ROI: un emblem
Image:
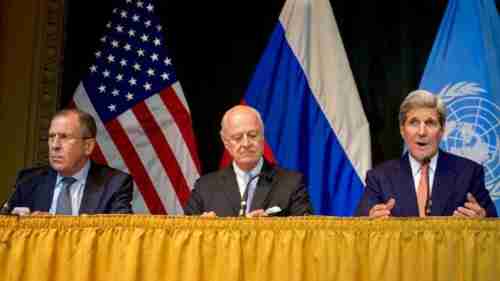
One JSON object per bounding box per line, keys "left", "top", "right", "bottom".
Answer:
{"left": 437, "top": 82, "right": 499, "bottom": 201}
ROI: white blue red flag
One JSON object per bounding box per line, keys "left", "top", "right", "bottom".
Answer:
{"left": 419, "top": 0, "right": 500, "bottom": 214}
{"left": 224, "top": 0, "right": 371, "bottom": 215}
{"left": 72, "top": 0, "right": 201, "bottom": 214}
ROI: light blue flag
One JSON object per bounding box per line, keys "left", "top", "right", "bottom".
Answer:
{"left": 420, "top": 0, "right": 500, "bottom": 214}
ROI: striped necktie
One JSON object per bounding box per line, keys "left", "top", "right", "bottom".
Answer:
{"left": 56, "top": 177, "right": 77, "bottom": 215}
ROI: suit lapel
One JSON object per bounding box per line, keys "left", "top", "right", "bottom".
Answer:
{"left": 36, "top": 169, "right": 57, "bottom": 211}
{"left": 220, "top": 166, "right": 243, "bottom": 214}
{"left": 249, "top": 161, "right": 275, "bottom": 211}
{"left": 394, "top": 155, "right": 419, "bottom": 216}
{"left": 430, "top": 152, "right": 456, "bottom": 215}
{"left": 79, "top": 163, "right": 105, "bottom": 214}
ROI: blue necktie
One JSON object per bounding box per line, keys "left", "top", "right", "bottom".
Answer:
{"left": 245, "top": 172, "right": 258, "bottom": 214}
{"left": 56, "top": 177, "right": 77, "bottom": 215}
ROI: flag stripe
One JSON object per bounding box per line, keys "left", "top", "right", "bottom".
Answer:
{"left": 279, "top": 0, "right": 371, "bottom": 182}
{"left": 132, "top": 100, "right": 191, "bottom": 206}
{"left": 242, "top": 0, "right": 370, "bottom": 215}
{"left": 160, "top": 85, "right": 201, "bottom": 173}
{"left": 117, "top": 109, "right": 185, "bottom": 214}
{"left": 105, "top": 116, "right": 166, "bottom": 214}
{"left": 145, "top": 94, "right": 199, "bottom": 189}
{"left": 72, "top": 1, "right": 200, "bottom": 214}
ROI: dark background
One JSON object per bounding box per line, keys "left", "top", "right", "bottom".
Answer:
{"left": 61, "top": 0, "right": 498, "bottom": 173}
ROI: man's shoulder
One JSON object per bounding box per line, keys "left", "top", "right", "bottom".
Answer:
{"left": 439, "top": 151, "right": 482, "bottom": 171}
{"left": 89, "top": 162, "right": 131, "bottom": 179}
{"left": 196, "top": 166, "right": 232, "bottom": 183}
{"left": 16, "top": 166, "right": 52, "bottom": 183}
{"left": 369, "top": 159, "right": 403, "bottom": 174}
{"left": 271, "top": 165, "right": 303, "bottom": 179}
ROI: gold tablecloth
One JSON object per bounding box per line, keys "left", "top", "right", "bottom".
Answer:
{"left": 0, "top": 215, "right": 498, "bottom": 281}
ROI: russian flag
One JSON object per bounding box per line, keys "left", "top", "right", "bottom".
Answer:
{"left": 227, "top": 0, "right": 372, "bottom": 215}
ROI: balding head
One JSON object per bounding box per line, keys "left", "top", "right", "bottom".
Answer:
{"left": 220, "top": 105, "right": 265, "bottom": 171}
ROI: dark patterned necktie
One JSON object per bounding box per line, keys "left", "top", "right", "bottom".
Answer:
{"left": 56, "top": 177, "right": 77, "bottom": 215}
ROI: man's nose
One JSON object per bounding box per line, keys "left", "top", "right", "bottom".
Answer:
{"left": 417, "top": 123, "right": 427, "bottom": 135}
{"left": 241, "top": 134, "right": 250, "bottom": 146}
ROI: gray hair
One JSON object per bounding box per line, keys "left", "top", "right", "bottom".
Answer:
{"left": 399, "top": 90, "right": 447, "bottom": 127}
{"left": 52, "top": 108, "right": 97, "bottom": 138}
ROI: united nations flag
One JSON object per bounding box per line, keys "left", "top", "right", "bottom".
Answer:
{"left": 420, "top": 0, "right": 500, "bottom": 214}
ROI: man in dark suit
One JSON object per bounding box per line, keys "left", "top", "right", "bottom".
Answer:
{"left": 356, "top": 90, "right": 496, "bottom": 218}
{"left": 184, "top": 105, "right": 311, "bottom": 217}
{"left": 6, "top": 109, "right": 133, "bottom": 215}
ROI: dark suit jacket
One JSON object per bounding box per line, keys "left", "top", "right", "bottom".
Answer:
{"left": 184, "top": 161, "right": 311, "bottom": 216}
{"left": 8, "top": 161, "right": 133, "bottom": 214}
{"left": 355, "top": 151, "right": 497, "bottom": 217}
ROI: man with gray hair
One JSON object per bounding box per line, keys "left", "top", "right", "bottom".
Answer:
{"left": 6, "top": 108, "right": 133, "bottom": 215}
{"left": 184, "top": 105, "right": 311, "bottom": 217}
{"left": 356, "top": 90, "right": 496, "bottom": 218}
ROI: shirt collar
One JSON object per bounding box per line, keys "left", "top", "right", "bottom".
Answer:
{"left": 408, "top": 151, "right": 438, "bottom": 176}
{"left": 232, "top": 157, "right": 264, "bottom": 178}
{"left": 56, "top": 160, "right": 91, "bottom": 184}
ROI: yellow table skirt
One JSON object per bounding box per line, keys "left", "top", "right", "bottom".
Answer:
{"left": 0, "top": 215, "right": 498, "bottom": 281}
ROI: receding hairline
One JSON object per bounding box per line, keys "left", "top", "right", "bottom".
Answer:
{"left": 220, "top": 105, "right": 264, "bottom": 135}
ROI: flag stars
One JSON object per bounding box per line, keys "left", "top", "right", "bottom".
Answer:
{"left": 164, "top": 57, "right": 172, "bottom": 66}
{"left": 107, "top": 54, "right": 115, "bottom": 63}
{"left": 156, "top": 25, "right": 162, "bottom": 32}
{"left": 124, "top": 44, "right": 132, "bottom": 51}
{"left": 153, "top": 38, "right": 161, "bottom": 46}
{"left": 141, "top": 34, "right": 149, "bottom": 42}
{"left": 150, "top": 53, "right": 159, "bottom": 61}
{"left": 100, "top": 36, "right": 107, "bottom": 43}
{"left": 144, "top": 20, "right": 152, "bottom": 28}
{"left": 95, "top": 51, "right": 102, "bottom": 58}
{"left": 126, "top": 0, "right": 132, "bottom": 3}
{"left": 111, "top": 40, "right": 119, "bottom": 48}
{"left": 106, "top": 22, "right": 112, "bottom": 28}
{"left": 147, "top": 68, "right": 155, "bottom": 76}
{"left": 90, "top": 65, "right": 97, "bottom": 72}
{"left": 128, "top": 29, "right": 136, "bottom": 37}
{"left": 102, "top": 70, "right": 110, "bottom": 77}
{"left": 116, "top": 74, "right": 124, "bottom": 81}
{"left": 146, "top": 4, "right": 154, "bottom": 12}
{"left": 143, "top": 82, "right": 152, "bottom": 91}
{"left": 126, "top": 92, "right": 134, "bottom": 101}
{"left": 115, "top": 25, "right": 124, "bottom": 33}
{"left": 161, "top": 73, "right": 169, "bottom": 80}
{"left": 98, "top": 85, "right": 106, "bottom": 93}
{"left": 120, "top": 10, "right": 128, "bottom": 18}
{"left": 120, "top": 59, "right": 127, "bottom": 66}
{"left": 112, "top": 89, "right": 120, "bottom": 96}
{"left": 133, "top": 63, "right": 141, "bottom": 71}
{"left": 137, "top": 49, "right": 145, "bottom": 56}
{"left": 129, "top": 77, "right": 137, "bottom": 86}
{"left": 137, "top": 1, "right": 144, "bottom": 8}
{"left": 108, "top": 104, "right": 116, "bottom": 112}
{"left": 132, "top": 14, "right": 140, "bottom": 22}
{"left": 112, "top": 8, "right": 118, "bottom": 14}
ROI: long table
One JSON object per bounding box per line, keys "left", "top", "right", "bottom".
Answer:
{"left": 0, "top": 215, "right": 498, "bottom": 281}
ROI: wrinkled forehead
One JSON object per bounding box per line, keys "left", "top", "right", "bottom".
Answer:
{"left": 224, "top": 113, "right": 262, "bottom": 135}
{"left": 49, "top": 114, "right": 81, "bottom": 134}
{"left": 404, "top": 107, "right": 440, "bottom": 121}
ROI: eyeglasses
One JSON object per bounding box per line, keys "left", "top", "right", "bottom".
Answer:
{"left": 225, "top": 131, "right": 262, "bottom": 144}
{"left": 48, "top": 133, "right": 93, "bottom": 144}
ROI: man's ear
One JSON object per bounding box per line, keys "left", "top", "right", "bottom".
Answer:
{"left": 85, "top": 138, "right": 96, "bottom": 156}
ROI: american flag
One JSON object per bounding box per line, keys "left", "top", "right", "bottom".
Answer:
{"left": 72, "top": 0, "right": 201, "bottom": 214}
